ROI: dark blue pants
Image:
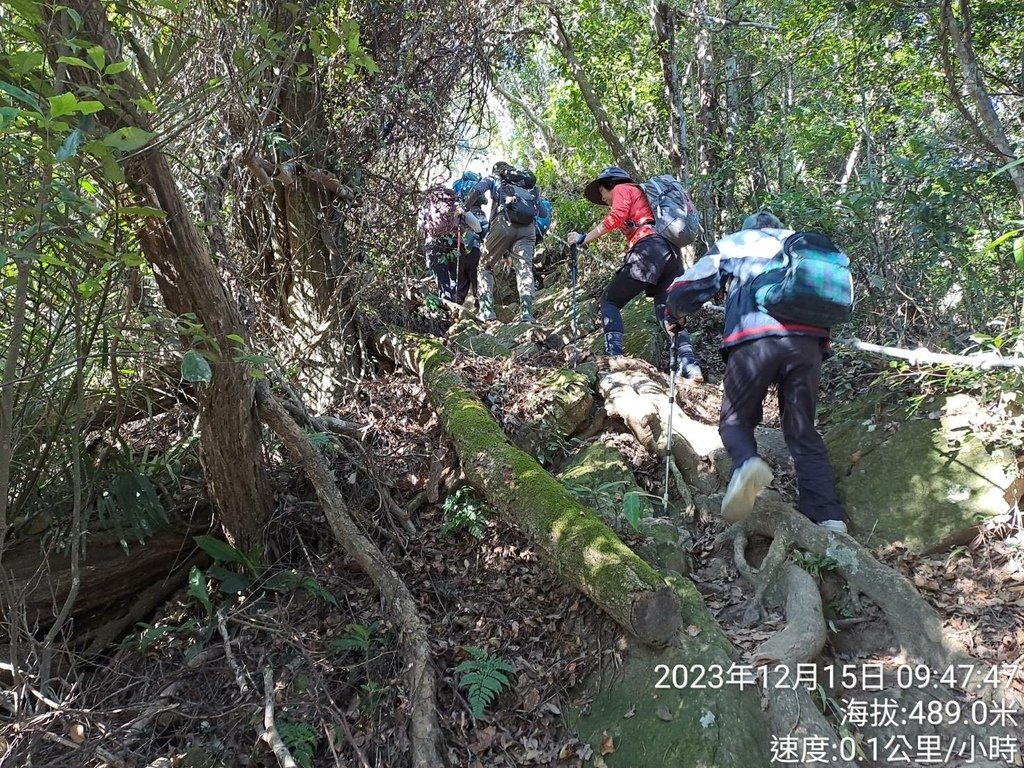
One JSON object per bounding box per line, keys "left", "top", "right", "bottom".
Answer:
{"left": 719, "top": 335, "right": 845, "bottom": 523}
{"left": 455, "top": 247, "right": 480, "bottom": 304}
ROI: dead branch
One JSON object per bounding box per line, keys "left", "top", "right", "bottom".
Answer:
{"left": 837, "top": 337, "right": 1024, "bottom": 369}
{"left": 256, "top": 385, "right": 444, "bottom": 767}
{"left": 262, "top": 666, "right": 299, "bottom": 768}
{"left": 218, "top": 610, "right": 251, "bottom": 697}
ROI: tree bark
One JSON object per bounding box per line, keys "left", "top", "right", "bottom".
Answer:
{"left": 693, "top": 0, "right": 724, "bottom": 234}
{"left": 649, "top": 0, "right": 686, "bottom": 177}
{"left": 57, "top": 0, "right": 272, "bottom": 548}
{"left": 547, "top": 6, "right": 642, "bottom": 179}
{"left": 939, "top": 0, "right": 1024, "bottom": 213}
{"left": 378, "top": 331, "right": 682, "bottom": 646}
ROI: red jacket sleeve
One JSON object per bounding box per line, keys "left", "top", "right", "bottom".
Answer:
{"left": 601, "top": 185, "right": 633, "bottom": 232}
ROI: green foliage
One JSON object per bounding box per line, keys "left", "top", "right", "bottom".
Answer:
{"left": 180, "top": 350, "right": 213, "bottom": 383}
{"left": 791, "top": 550, "right": 839, "bottom": 578}
{"left": 263, "top": 569, "right": 339, "bottom": 605}
{"left": 304, "top": 431, "right": 336, "bottom": 453}
{"left": 454, "top": 646, "right": 516, "bottom": 719}
{"left": 276, "top": 720, "right": 319, "bottom": 768}
{"left": 440, "top": 487, "right": 489, "bottom": 539}
{"left": 622, "top": 490, "right": 654, "bottom": 531}
{"left": 194, "top": 535, "right": 263, "bottom": 575}
{"left": 93, "top": 470, "right": 169, "bottom": 545}
{"left": 187, "top": 565, "right": 214, "bottom": 616}
{"left": 358, "top": 681, "right": 390, "bottom": 715}
{"left": 330, "top": 622, "right": 381, "bottom": 655}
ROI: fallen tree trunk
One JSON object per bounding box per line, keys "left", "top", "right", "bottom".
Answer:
{"left": 597, "top": 361, "right": 720, "bottom": 495}
{"left": 377, "top": 331, "right": 681, "bottom": 646}
{"left": 0, "top": 530, "right": 198, "bottom": 632}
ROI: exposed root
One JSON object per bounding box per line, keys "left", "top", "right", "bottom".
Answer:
{"left": 747, "top": 496, "right": 1022, "bottom": 704}
{"left": 728, "top": 526, "right": 846, "bottom": 764}
{"left": 596, "top": 368, "right": 718, "bottom": 494}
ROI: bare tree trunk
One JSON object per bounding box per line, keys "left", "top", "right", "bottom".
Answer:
{"left": 649, "top": 0, "right": 686, "bottom": 176}
{"left": 693, "top": 1, "right": 723, "bottom": 233}
{"left": 548, "top": 6, "right": 642, "bottom": 179}
{"left": 939, "top": 0, "right": 1024, "bottom": 213}
{"left": 56, "top": 0, "right": 272, "bottom": 548}
{"left": 492, "top": 80, "right": 558, "bottom": 155}
{"left": 0, "top": 261, "right": 31, "bottom": 541}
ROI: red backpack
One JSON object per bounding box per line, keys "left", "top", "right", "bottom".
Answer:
{"left": 419, "top": 187, "right": 461, "bottom": 239}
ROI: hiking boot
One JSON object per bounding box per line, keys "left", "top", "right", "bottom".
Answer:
{"left": 673, "top": 331, "right": 703, "bottom": 382}
{"left": 520, "top": 296, "right": 534, "bottom": 323}
{"left": 478, "top": 292, "right": 496, "bottom": 322}
{"left": 680, "top": 362, "right": 704, "bottom": 383}
{"left": 721, "top": 457, "right": 773, "bottom": 523}
{"left": 818, "top": 519, "right": 849, "bottom": 534}
{"left": 604, "top": 331, "right": 624, "bottom": 356}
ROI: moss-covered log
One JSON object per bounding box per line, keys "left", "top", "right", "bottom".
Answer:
{"left": 377, "top": 331, "right": 681, "bottom": 646}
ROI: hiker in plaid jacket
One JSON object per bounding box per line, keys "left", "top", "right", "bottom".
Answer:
{"left": 664, "top": 212, "right": 849, "bottom": 533}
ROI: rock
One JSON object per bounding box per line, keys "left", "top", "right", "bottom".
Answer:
{"left": 635, "top": 517, "right": 694, "bottom": 576}
{"left": 514, "top": 368, "right": 595, "bottom": 462}
{"left": 560, "top": 442, "right": 651, "bottom": 530}
{"left": 824, "top": 393, "right": 1017, "bottom": 552}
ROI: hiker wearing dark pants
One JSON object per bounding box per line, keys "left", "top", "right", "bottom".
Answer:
{"left": 720, "top": 335, "right": 845, "bottom": 524}
{"left": 454, "top": 241, "right": 480, "bottom": 305}
{"left": 664, "top": 211, "right": 848, "bottom": 532}
{"left": 417, "top": 184, "right": 481, "bottom": 304}
{"left": 567, "top": 167, "right": 702, "bottom": 379}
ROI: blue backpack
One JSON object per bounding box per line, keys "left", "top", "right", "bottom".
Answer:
{"left": 535, "top": 198, "right": 552, "bottom": 240}
{"left": 453, "top": 171, "right": 481, "bottom": 202}
{"left": 749, "top": 232, "right": 853, "bottom": 327}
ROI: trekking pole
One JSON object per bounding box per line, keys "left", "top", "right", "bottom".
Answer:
{"left": 662, "top": 342, "right": 677, "bottom": 511}
{"left": 569, "top": 243, "right": 579, "bottom": 366}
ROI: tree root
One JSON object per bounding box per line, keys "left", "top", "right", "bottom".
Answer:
{"left": 596, "top": 368, "right": 718, "bottom": 495}
{"left": 257, "top": 385, "right": 444, "bottom": 767}
{"left": 747, "top": 496, "right": 1021, "bottom": 704}
{"left": 728, "top": 525, "right": 852, "bottom": 765}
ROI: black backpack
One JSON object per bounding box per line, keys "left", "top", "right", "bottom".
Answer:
{"left": 496, "top": 167, "right": 539, "bottom": 226}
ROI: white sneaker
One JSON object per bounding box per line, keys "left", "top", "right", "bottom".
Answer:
{"left": 721, "top": 457, "right": 773, "bottom": 523}
{"left": 819, "top": 519, "right": 849, "bottom": 534}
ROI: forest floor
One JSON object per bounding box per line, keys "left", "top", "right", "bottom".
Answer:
{"left": 16, "top": 312, "right": 1024, "bottom": 768}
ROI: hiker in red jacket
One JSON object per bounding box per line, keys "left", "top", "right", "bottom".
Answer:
{"left": 566, "top": 167, "right": 702, "bottom": 380}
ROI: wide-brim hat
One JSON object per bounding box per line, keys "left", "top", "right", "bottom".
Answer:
{"left": 583, "top": 166, "right": 635, "bottom": 205}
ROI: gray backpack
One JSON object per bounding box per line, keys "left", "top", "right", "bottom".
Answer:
{"left": 639, "top": 175, "right": 701, "bottom": 248}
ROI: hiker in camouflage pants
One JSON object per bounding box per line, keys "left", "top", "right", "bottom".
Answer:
{"left": 477, "top": 218, "right": 536, "bottom": 319}
{"left": 463, "top": 161, "right": 541, "bottom": 322}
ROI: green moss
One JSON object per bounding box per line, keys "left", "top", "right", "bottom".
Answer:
{"left": 560, "top": 443, "right": 649, "bottom": 527}
{"left": 825, "top": 393, "right": 1016, "bottom": 551}
{"left": 416, "top": 337, "right": 669, "bottom": 600}
{"left": 570, "top": 574, "right": 768, "bottom": 766}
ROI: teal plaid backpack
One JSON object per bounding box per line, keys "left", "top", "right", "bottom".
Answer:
{"left": 750, "top": 232, "right": 853, "bottom": 327}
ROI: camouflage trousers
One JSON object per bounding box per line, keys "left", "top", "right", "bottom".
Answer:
{"left": 477, "top": 217, "right": 536, "bottom": 304}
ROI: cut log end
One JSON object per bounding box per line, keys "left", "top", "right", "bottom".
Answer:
{"left": 630, "top": 585, "right": 683, "bottom": 646}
